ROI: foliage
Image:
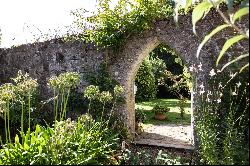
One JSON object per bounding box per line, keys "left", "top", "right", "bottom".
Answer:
{"left": 175, "top": 0, "right": 249, "bottom": 73}
{"left": 195, "top": 70, "right": 249, "bottom": 164}
{"left": 136, "top": 99, "right": 191, "bottom": 125}
{"left": 86, "top": 63, "right": 119, "bottom": 92}
{"left": 149, "top": 54, "right": 167, "bottom": 86}
{"left": 178, "top": 97, "right": 187, "bottom": 120}
{"left": 48, "top": 72, "right": 80, "bottom": 122}
{"left": 0, "top": 71, "right": 38, "bottom": 144}
{"left": 85, "top": 64, "right": 128, "bottom": 139}
{"left": 136, "top": 44, "right": 192, "bottom": 100}
{"left": 0, "top": 71, "right": 125, "bottom": 165}
{"left": 72, "top": 0, "right": 174, "bottom": 49}
{"left": 135, "top": 108, "right": 146, "bottom": 122}
{"left": 84, "top": 84, "right": 128, "bottom": 139}
{"left": 119, "top": 148, "right": 155, "bottom": 165}
{"left": 135, "top": 58, "right": 157, "bottom": 102}
{"left": 120, "top": 148, "right": 191, "bottom": 165}
{"left": 173, "top": 0, "right": 249, "bottom": 164}
{"left": 155, "top": 150, "right": 191, "bottom": 165}
{"left": 153, "top": 105, "right": 170, "bottom": 115}
{"left": 0, "top": 116, "right": 119, "bottom": 165}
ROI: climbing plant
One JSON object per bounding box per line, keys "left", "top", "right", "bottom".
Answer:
{"left": 72, "top": 0, "right": 174, "bottom": 49}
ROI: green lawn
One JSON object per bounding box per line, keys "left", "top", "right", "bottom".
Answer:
{"left": 135, "top": 99, "right": 191, "bottom": 126}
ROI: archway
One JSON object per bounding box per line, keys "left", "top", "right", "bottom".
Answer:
{"left": 109, "top": 13, "right": 226, "bottom": 146}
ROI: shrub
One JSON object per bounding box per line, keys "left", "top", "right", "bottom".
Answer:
{"left": 153, "top": 105, "right": 170, "bottom": 114}
{"left": 0, "top": 71, "right": 39, "bottom": 144}
{"left": 135, "top": 59, "right": 157, "bottom": 102}
{"left": 0, "top": 115, "right": 120, "bottom": 165}
{"left": 135, "top": 109, "right": 146, "bottom": 123}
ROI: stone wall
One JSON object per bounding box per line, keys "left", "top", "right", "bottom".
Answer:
{"left": 0, "top": 39, "right": 105, "bottom": 99}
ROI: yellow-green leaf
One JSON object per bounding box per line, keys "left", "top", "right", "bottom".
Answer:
{"left": 15, "top": 134, "right": 19, "bottom": 144}
{"left": 233, "top": 7, "right": 249, "bottom": 23}
{"left": 240, "top": 63, "right": 249, "bottom": 73}
{"left": 216, "top": 35, "right": 246, "bottom": 66}
{"left": 192, "top": 1, "right": 213, "bottom": 34}
{"left": 185, "top": 0, "right": 192, "bottom": 12}
{"left": 220, "top": 53, "right": 249, "bottom": 71}
{"left": 197, "top": 24, "right": 230, "bottom": 58}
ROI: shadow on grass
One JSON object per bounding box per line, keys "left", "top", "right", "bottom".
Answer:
{"left": 138, "top": 99, "right": 191, "bottom": 108}
{"left": 142, "top": 110, "right": 191, "bottom": 125}
{"left": 136, "top": 99, "right": 191, "bottom": 125}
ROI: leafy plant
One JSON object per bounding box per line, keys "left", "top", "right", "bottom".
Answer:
{"left": 135, "top": 58, "right": 157, "bottom": 102}
{"left": 0, "top": 83, "right": 16, "bottom": 144}
{"left": 175, "top": 0, "right": 249, "bottom": 73}
{"left": 120, "top": 148, "right": 155, "bottom": 165}
{"left": 135, "top": 109, "right": 146, "bottom": 123}
{"left": 0, "top": 116, "right": 119, "bottom": 165}
{"left": 153, "top": 105, "right": 170, "bottom": 114}
{"left": 72, "top": 0, "right": 174, "bottom": 49}
{"left": 178, "top": 97, "right": 187, "bottom": 120}
{"left": 48, "top": 72, "right": 80, "bottom": 122}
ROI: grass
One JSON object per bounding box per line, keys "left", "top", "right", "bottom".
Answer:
{"left": 135, "top": 98, "right": 191, "bottom": 126}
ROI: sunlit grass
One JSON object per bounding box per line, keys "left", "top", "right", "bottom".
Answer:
{"left": 135, "top": 98, "right": 191, "bottom": 125}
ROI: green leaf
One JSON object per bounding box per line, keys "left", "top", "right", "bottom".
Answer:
{"left": 220, "top": 53, "right": 249, "bottom": 71}
{"left": 192, "top": 1, "right": 213, "bottom": 34}
{"left": 185, "top": 0, "right": 192, "bottom": 12}
{"left": 233, "top": 7, "right": 249, "bottom": 23}
{"left": 216, "top": 35, "right": 246, "bottom": 66}
{"left": 15, "top": 134, "right": 19, "bottom": 144}
{"left": 197, "top": 24, "right": 230, "bottom": 58}
{"left": 240, "top": 63, "right": 249, "bottom": 73}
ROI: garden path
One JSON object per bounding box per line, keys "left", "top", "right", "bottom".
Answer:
{"left": 133, "top": 124, "right": 194, "bottom": 150}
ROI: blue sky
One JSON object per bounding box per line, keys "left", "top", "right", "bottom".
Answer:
{"left": 0, "top": 0, "right": 98, "bottom": 48}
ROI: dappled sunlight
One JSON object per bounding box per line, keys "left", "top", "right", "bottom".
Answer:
{"left": 134, "top": 124, "right": 193, "bottom": 150}
{"left": 136, "top": 99, "right": 191, "bottom": 111}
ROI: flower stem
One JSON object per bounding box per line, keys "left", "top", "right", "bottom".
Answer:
{"left": 88, "top": 99, "right": 92, "bottom": 115}
{"left": 28, "top": 92, "right": 31, "bottom": 130}
{"left": 62, "top": 89, "right": 70, "bottom": 120}
{"left": 4, "top": 104, "right": 8, "bottom": 144}
{"left": 21, "top": 98, "right": 24, "bottom": 144}
{"left": 7, "top": 101, "right": 11, "bottom": 143}
{"left": 55, "top": 90, "right": 59, "bottom": 122}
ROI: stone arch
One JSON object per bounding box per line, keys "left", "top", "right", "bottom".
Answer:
{"left": 109, "top": 12, "right": 239, "bottom": 143}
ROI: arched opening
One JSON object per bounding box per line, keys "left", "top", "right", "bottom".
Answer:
{"left": 109, "top": 17, "right": 213, "bottom": 145}
{"left": 133, "top": 44, "right": 194, "bottom": 149}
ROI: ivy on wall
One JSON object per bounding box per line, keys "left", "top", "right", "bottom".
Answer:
{"left": 72, "top": 0, "right": 174, "bottom": 49}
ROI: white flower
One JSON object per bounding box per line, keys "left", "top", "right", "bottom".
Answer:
{"left": 232, "top": 91, "right": 237, "bottom": 96}
{"left": 189, "top": 66, "right": 194, "bottom": 72}
{"left": 207, "top": 97, "right": 211, "bottom": 102}
{"left": 236, "top": 82, "right": 241, "bottom": 87}
{"left": 217, "top": 98, "right": 221, "bottom": 103}
{"left": 198, "top": 62, "right": 203, "bottom": 71}
{"left": 199, "top": 83, "right": 204, "bottom": 89}
{"left": 209, "top": 69, "right": 216, "bottom": 77}
{"left": 219, "top": 93, "right": 223, "bottom": 97}
{"left": 230, "top": 72, "right": 237, "bottom": 78}
{"left": 218, "top": 82, "right": 223, "bottom": 88}
{"left": 199, "top": 90, "right": 205, "bottom": 95}
{"left": 207, "top": 90, "right": 212, "bottom": 96}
